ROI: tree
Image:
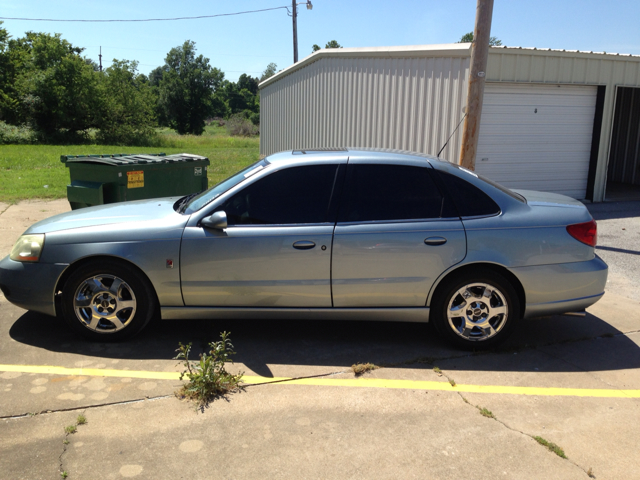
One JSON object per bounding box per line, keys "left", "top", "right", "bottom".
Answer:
{"left": 97, "top": 60, "right": 157, "bottom": 145}
{"left": 148, "top": 65, "right": 167, "bottom": 87}
{"left": 312, "top": 40, "right": 343, "bottom": 53}
{"left": 237, "top": 73, "right": 259, "bottom": 95}
{"left": 0, "top": 21, "right": 14, "bottom": 121}
{"left": 458, "top": 32, "right": 502, "bottom": 46}
{"left": 259, "top": 62, "right": 278, "bottom": 82}
{"left": 6, "top": 32, "right": 102, "bottom": 138}
{"left": 157, "top": 40, "right": 224, "bottom": 135}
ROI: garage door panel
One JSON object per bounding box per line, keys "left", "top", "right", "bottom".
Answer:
{"left": 475, "top": 153, "right": 591, "bottom": 164}
{"left": 480, "top": 112, "right": 596, "bottom": 125}
{"left": 476, "top": 83, "right": 597, "bottom": 199}
{"left": 486, "top": 83, "right": 594, "bottom": 96}
{"left": 479, "top": 124, "right": 594, "bottom": 136}
{"left": 484, "top": 94, "right": 597, "bottom": 108}
{"left": 482, "top": 104, "right": 596, "bottom": 115}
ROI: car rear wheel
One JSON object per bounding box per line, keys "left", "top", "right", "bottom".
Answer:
{"left": 431, "top": 270, "right": 520, "bottom": 349}
{"left": 61, "top": 260, "right": 156, "bottom": 341}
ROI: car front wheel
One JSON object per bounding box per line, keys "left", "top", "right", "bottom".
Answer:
{"left": 431, "top": 270, "right": 520, "bottom": 349}
{"left": 61, "top": 260, "right": 156, "bottom": 341}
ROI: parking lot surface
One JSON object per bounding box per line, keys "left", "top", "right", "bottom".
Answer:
{"left": 1, "top": 199, "right": 639, "bottom": 479}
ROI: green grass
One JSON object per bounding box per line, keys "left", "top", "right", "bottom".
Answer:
{"left": 533, "top": 436, "right": 567, "bottom": 459}
{"left": 0, "top": 125, "right": 260, "bottom": 203}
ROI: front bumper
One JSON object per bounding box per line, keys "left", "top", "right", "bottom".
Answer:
{"left": 0, "top": 255, "right": 68, "bottom": 317}
{"left": 511, "top": 255, "right": 609, "bottom": 319}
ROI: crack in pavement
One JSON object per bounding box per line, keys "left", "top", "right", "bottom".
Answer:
{"left": 0, "top": 395, "right": 172, "bottom": 420}
{"left": 454, "top": 391, "right": 596, "bottom": 478}
{"left": 1, "top": 371, "right": 349, "bottom": 420}
{"left": 0, "top": 203, "right": 12, "bottom": 216}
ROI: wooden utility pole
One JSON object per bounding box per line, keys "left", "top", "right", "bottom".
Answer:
{"left": 459, "top": 0, "right": 494, "bottom": 170}
{"left": 292, "top": 0, "right": 299, "bottom": 63}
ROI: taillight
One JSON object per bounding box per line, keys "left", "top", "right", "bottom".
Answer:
{"left": 566, "top": 220, "right": 597, "bottom": 247}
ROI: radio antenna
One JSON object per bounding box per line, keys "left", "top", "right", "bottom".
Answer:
{"left": 437, "top": 113, "right": 467, "bottom": 159}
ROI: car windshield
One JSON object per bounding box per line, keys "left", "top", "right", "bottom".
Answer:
{"left": 182, "top": 159, "right": 270, "bottom": 214}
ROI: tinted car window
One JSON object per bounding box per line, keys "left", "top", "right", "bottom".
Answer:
{"left": 184, "top": 159, "right": 269, "bottom": 214}
{"left": 220, "top": 165, "right": 339, "bottom": 225}
{"left": 338, "top": 164, "right": 446, "bottom": 222}
{"left": 436, "top": 171, "right": 501, "bottom": 217}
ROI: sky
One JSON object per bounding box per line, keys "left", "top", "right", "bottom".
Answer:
{"left": 1, "top": 0, "right": 639, "bottom": 82}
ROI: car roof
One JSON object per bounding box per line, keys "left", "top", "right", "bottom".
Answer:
{"left": 265, "top": 148, "right": 451, "bottom": 167}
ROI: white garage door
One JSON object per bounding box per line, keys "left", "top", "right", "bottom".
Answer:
{"left": 475, "top": 83, "right": 597, "bottom": 199}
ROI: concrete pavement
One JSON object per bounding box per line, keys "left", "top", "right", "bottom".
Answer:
{"left": 1, "top": 198, "right": 639, "bottom": 479}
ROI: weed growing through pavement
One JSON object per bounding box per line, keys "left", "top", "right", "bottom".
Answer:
{"left": 60, "top": 413, "right": 87, "bottom": 478}
{"left": 351, "top": 363, "right": 379, "bottom": 376}
{"left": 479, "top": 407, "right": 495, "bottom": 419}
{"left": 175, "top": 331, "right": 244, "bottom": 410}
{"left": 533, "top": 436, "right": 567, "bottom": 459}
{"left": 433, "top": 366, "right": 457, "bottom": 387}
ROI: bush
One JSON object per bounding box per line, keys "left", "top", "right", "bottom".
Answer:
{"left": 0, "top": 121, "right": 36, "bottom": 144}
{"left": 226, "top": 113, "right": 259, "bottom": 137}
{"left": 174, "top": 331, "right": 243, "bottom": 410}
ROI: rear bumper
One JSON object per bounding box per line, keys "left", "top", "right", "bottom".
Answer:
{"left": 0, "top": 255, "right": 68, "bottom": 317}
{"left": 511, "top": 255, "right": 608, "bottom": 319}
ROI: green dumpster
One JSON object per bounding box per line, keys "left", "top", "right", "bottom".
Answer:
{"left": 61, "top": 153, "right": 210, "bottom": 210}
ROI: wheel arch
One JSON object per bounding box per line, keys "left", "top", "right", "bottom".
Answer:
{"left": 55, "top": 255, "right": 160, "bottom": 313}
{"left": 427, "top": 262, "right": 526, "bottom": 318}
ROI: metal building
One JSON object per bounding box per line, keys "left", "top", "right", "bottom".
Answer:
{"left": 259, "top": 43, "right": 640, "bottom": 202}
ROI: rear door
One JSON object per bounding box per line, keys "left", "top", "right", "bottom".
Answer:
{"left": 331, "top": 162, "right": 466, "bottom": 307}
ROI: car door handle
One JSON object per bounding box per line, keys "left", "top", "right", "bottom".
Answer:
{"left": 293, "top": 240, "right": 316, "bottom": 250}
{"left": 424, "top": 237, "right": 447, "bottom": 246}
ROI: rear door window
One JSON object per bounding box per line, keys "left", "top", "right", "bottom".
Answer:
{"left": 338, "top": 164, "right": 450, "bottom": 222}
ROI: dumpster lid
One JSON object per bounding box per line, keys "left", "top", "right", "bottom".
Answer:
{"left": 60, "top": 153, "right": 209, "bottom": 165}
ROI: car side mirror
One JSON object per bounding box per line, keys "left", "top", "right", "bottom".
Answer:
{"left": 201, "top": 211, "right": 227, "bottom": 230}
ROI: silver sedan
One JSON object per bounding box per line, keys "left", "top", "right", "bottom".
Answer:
{"left": 0, "top": 149, "right": 608, "bottom": 349}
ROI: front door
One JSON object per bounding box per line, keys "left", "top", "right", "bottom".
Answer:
{"left": 180, "top": 163, "right": 342, "bottom": 307}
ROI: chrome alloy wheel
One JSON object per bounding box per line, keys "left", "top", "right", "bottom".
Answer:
{"left": 73, "top": 274, "right": 137, "bottom": 333}
{"left": 446, "top": 282, "right": 508, "bottom": 342}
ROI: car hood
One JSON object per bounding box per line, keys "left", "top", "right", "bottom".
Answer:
{"left": 512, "top": 189, "right": 586, "bottom": 208}
{"left": 25, "top": 197, "right": 184, "bottom": 234}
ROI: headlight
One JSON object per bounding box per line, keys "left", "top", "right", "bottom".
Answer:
{"left": 10, "top": 234, "right": 45, "bottom": 262}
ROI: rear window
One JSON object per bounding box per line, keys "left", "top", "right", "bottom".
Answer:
{"left": 436, "top": 171, "right": 501, "bottom": 217}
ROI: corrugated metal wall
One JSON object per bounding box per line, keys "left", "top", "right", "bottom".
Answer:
{"left": 260, "top": 56, "right": 469, "bottom": 162}
{"left": 608, "top": 87, "right": 640, "bottom": 185}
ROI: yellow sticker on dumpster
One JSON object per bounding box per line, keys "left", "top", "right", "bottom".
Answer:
{"left": 127, "top": 170, "right": 144, "bottom": 189}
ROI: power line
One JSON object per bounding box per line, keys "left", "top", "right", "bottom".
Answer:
{"left": 0, "top": 6, "right": 289, "bottom": 23}
{"left": 85, "top": 45, "right": 290, "bottom": 58}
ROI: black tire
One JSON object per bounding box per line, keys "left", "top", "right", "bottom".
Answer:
{"left": 431, "top": 269, "right": 520, "bottom": 350}
{"left": 60, "top": 259, "right": 156, "bottom": 341}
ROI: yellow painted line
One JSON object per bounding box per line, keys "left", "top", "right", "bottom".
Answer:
{"left": 2, "top": 364, "right": 640, "bottom": 399}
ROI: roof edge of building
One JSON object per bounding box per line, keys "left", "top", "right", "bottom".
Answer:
{"left": 258, "top": 43, "right": 472, "bottom": 89}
